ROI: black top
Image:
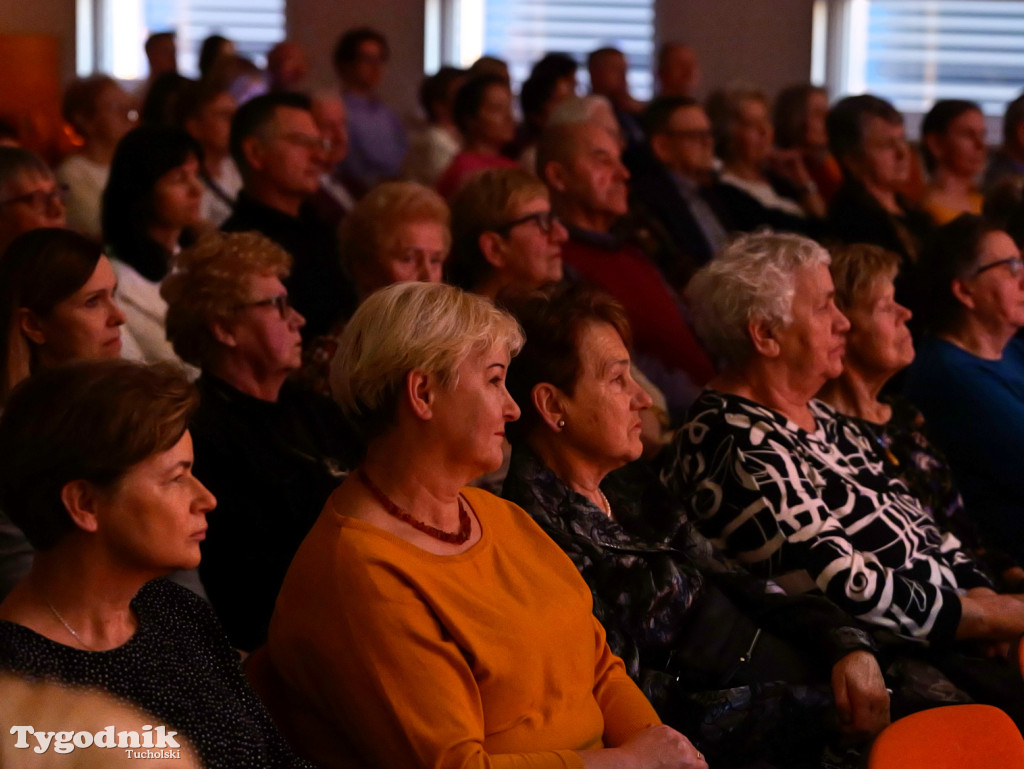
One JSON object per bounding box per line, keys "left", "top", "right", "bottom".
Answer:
{"left": 222, "top": 191, "right": 357, "bottom": 338}
{"left": 0, "top": 579, "right": 310, "bottom": 769}
{"left": 192, "top": 374, "right": 358, "bottom": 651}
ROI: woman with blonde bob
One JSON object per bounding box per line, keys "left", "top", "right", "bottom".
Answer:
{"left": 260, "top": 281, "right": 700, "bottom": 769}
{"left": 665, "top": 231, "right": 1024, "bottom": 727}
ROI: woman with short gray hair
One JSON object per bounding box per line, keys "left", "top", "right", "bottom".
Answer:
{"left": 261, "top": 281, "right": 701, "bottom": 769}
{"left": 665, "top": 231, "right": 1024, "bottom": 727}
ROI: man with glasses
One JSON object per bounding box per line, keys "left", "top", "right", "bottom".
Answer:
{"left": 537, "top": 121, "right": 715, "bottom": 419}
{"left": 0, "top": 147, "right": 67, "bottom": 256}
{"left": 223, "top": 92, "right": 356, "bottom": 338}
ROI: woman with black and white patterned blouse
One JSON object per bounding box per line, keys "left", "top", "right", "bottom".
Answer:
{"left": 664, "top": 232, "right": 1024, "bottom": 725}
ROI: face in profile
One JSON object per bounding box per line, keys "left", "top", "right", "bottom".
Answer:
{"left": 959, "top": 230, "right": 1024, "bottom": 332}
{"left": 252, "top": 106, "right": 326, "bottom": 197}
{"left": 554, "top": 321, "right": 652, "bottom": 471}
{"left": 771, "top": 262, "right": 851, "bottom": 384}
{"left": 0, "top": 171, "right": 66, "bottom": 251}
{"left": 731, "top": 98, "right": 773, "bottom": 167}
{"left": 843, "top": 276, "right": 914, "bottom": 377}
{"left": 933, "top": 109, "right": 987, "bottom": 179}
{"left": 469, "top": 84, "right": 516, "bottom": 148}
{"left": 226, "top": 272, "right": 306, "bottom": 375}
{"left": 491, "top": 196, "right": 567, "bottom": 291}
{"left": 555, "top": 124, "right": 630, "bottom": 220}
{"left": 20, "top": 255, "right": 125, "bottom": 368}
{"left": 91, "top": 430, "right": 215, "bottom": 574}
{"left": 429, "top": 340, "right": 520, "bottom": 475}
{"left": 151, "top": 154, "right": 203, "bottom": 231}
{"left": 853, "top": 116, "right": 910, "bottom": 191}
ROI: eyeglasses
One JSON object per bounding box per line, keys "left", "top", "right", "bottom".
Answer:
{"left": 0, "top": 183, "right": 68, "bottom": 211}
{"left": 237, "top": 294, "right": 291, "bottom": 318}
{"left": 495, "top": 211, "right": 561, "bottom": 236}
{"left": 972, "top": 257, "right": 1024, "bottom": 278}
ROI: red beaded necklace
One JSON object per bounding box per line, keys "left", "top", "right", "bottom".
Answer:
{"left": 356, "top": 468, "right": 472, "bottom": 544}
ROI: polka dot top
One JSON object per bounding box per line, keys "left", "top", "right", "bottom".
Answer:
{"left": 0, "top": 579, "right": 311, "bottom": 769}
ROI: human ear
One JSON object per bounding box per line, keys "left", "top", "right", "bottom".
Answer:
{"left": 478, "top": 232, "right": 507, "bottom": 270}
{"left": 241, "top": 135, "right": 265, "bottom": 172}
{"left": 650, "top": 133, "right": 672, "bottom": 165}
{"left": 405, "top": 368, "right": 435, "bottom": 421}
{"left": 210, "top": 318, "right": 239, "bottom": 348}
{"left": 60, "top": 480, "right": 102, "bottom": 534}
{"left": 16, "top": 308, "right": 47, "bottom": 346}
{"left": 532, "top": 383, "right": 567, "bottom": 431}
{"left": 542, "top": 161, "right": 569, "bottom": 194}
{"left": 950, "top": 277, "right": 975, "bottom": 311}
{"left": 748, "top": 316, "right": 781, "bottom": 358}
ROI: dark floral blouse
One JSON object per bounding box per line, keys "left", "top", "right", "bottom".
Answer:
{"left": 502, "top": 445, "right": 877, "bottom": 768}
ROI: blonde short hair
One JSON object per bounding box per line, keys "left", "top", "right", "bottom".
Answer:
{"left": 828, "top": 243, "right": 900, "bottom": 312}
{"left": 331, "top": 282, "right": 524, "bottom": 440}
{"left": 687, "top": 231, "right": 830, "bottom": 367}
{"left": 339, "top": 181, "right": 450, "bottom": 277}
{"left": 161, "top": 231, "right": 292, "bottom": 368}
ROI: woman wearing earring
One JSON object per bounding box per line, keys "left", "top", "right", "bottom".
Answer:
{"left": 260, "top": 282, "right": 704, "bottom": 769}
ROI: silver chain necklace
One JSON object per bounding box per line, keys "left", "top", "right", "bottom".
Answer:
{"left": 45, "top": 600, "right": 95, "bottom": 651}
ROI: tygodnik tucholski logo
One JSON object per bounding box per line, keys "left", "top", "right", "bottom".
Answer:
{"left": 9, "top": 723, "right": 182, "bottom": 758}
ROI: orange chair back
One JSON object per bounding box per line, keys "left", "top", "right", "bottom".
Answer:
{"left": 868, "top": 704, "right": 1024, "bottom": 769}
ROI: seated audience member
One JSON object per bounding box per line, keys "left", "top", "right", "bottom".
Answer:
{"left": 259, "top": 281, "right": 703, "bottom": 769}
{"left": 161, "top": 232, "right": 355, "bottom": 651}
{"left": 140, "top": 31, "right": 178, "bottom": 101}
{"left": 222, "top": 92, "right": 356, "bottom": 337}
{"left": 176, "top": 78, "right": 241, "bottom": 227}
{"left": 403, "top": 66, "right": 466, "bottom": 187}
{"left": 502, "top": 283, "right": 889, "bottom": 768}
{"left": 904, "top": 215, "right": 1024, "bottom": 566}
{"left": 0, "top": 361, "right": 312, "bottom": 769}
{"left": 309, "top": 90, "right": 357, "bottom": 228}
{"left": 983, "top": 92, "right": 1024, "bottom": 193}
{"left": 102, "top": 125, "right": 202, "bottom": 365}
{"left": 447, "top": 167, "right": 566, "bottom": 300}
{"left": 665, "top": 232, "right": 1024, "bottom": 726}
{"left": 467, "top": 55, "right": 511, "bottom": 86}
{"left": 825, "top": 95, "right": 933, "bottom": 271}
{"left": 919, "top": 100, "right": 987, "bottom": 225}
{"left": 818, "top": 242, "right": 1024, "bottom": 591}
{"left": 707, "top": 84, "right": 826, "bottom": 218}
{"left": 332, "top": 27, "right": 408, "bottom": 192}
{"left": 587, "top": 47, "right": 645, "bottom": 151}
{"left": 0, "top": 147, "right": 66, "bottom": 255}
{"left": 656, "top": 43, "right": 701, "bottom": 99}
{"left": 512, "top": 53, "right": 578, "bottom": 163}
{"left": 296, "top": 181, "right": 449, "bottom": 398}
{"left": 0, "top": 229, "right": 126, "bottom": 598}
{"left": 140, "top": 72, "right": 191, "bottom": 127}
{"left": 629, "top": 97, "right": 804, "bottom": 291}
{"left": 198, "top": 34, "right": 235, "bottom": 80}
{"left": 57, "top": 75, "right": 136, "bottom": 240}
{"left": 435, "top": 74, "right": 517, "bottom": 198}
{"left": 774, "top": 84, "right": 843, "bottom": 204}
{"left": 538, "top": 121, "right": 715, "bottom": 417}
{"left": 266, "top": 41, "right": 310, "bottom": 94}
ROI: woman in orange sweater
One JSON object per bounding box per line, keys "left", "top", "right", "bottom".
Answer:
{"left": 261, "top": 282, "right": 703, "bottom": 769}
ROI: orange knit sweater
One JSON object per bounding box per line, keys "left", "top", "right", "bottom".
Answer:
{"left": 265, "top": 486, "right": 659, "bottom": 769}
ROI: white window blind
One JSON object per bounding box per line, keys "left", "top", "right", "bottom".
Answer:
{"left": 843, "top": 0, "right": 1024, "bottom": 116}
{"left": 443, "top": 0, "right": 655, "bottom": 98}
{"left": 84, "top": 0, "right": 284, "bottom": 80}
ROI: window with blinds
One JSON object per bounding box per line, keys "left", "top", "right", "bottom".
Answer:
{"left": 84, "top": 0, "right": 284, "bottom": 80}
{"left": 447, "top": 0, "right": 654, "bottom": 98}
{"left": 843, "top": 0, "right": 1024, "bottom": 116}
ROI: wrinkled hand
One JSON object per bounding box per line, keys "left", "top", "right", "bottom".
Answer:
{"left": 617, "top": 725, "right": 708, "bottom": 769}
{"left": 831, "top": 650, "right": 890, "bottom": 737}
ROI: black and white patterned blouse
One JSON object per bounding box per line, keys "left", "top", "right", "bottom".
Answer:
{"left": 0, "top": 579, "right": 310, "bottom": 769}
{"left": 664, "top": 390, "right": 992, "bottom": 644}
